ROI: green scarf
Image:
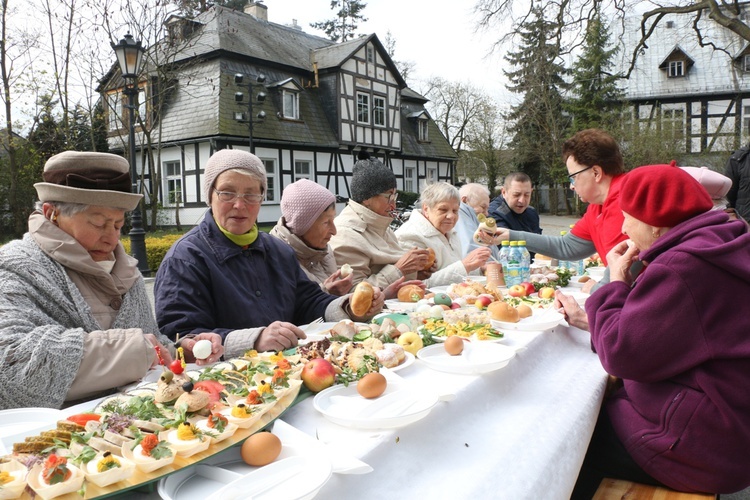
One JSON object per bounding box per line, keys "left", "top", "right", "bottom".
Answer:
{"left": 216, "top": 218, "right": 259, "bottom": 247}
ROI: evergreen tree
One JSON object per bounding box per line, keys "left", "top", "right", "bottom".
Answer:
{"left": 566, "top": 11, "right": 624, "bottom": 132}
{"left": 503, "top": 7, "right": 570, "bottom": 197}
{"left": 311, "top": 0, "right": 367, "bottom": 42}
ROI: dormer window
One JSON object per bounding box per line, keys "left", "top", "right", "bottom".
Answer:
{"left": 418, "top": 119, "right": 429, "bottom": 141}
{"left": 668, "top": 60, "right": 684, "bottom": 77}
{"left": 659, "top": 46, "right": 693, "bottom": 78}
{"left": 283, "top": 89, "right": 299, "bottom": 120}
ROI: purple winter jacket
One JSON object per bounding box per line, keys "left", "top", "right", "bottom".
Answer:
{"left": 587, "top": 210, "right": 750, "bottom": 494}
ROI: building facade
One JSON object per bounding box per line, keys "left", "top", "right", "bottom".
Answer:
{"left": 101, "top": 2, "right": 457, "bottom": 226}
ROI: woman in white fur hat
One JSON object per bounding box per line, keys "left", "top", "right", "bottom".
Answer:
{"left": 0, "top": 151, "right": 175, "bottom": 410}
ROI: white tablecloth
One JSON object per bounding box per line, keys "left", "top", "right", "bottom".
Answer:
{"left": 279, "top": 325, "right": 607, "bottom": 500}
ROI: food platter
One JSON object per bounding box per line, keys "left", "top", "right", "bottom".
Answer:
{"left": 416, "top": 343, "right": 516, "bottom": 375}
{"left": 158, "top": 441, "right": 331, "bottom": 500}
{"left": 0, "top": 408, "right": 65, "bottom": 455}
{"left": 491, "top": 308, "right": 565, "bottom": 331}
{"left": 313, "top": 379, "right": 439, "bottom": 430}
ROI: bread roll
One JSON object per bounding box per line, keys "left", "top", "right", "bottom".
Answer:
{"left": 423, "top": 248, "right": 436, "bottom": 271}
{"left": 350, "top": 282, "right": 374, "bottom": 316}
{"left": 397, "top": 284, "right": 425, "bottom": 302}
{"left": 488, "top": 301, "right": 520, "bottom": 323}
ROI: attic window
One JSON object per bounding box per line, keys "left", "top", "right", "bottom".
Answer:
{"left": 282, "top": 89, "right": 299, "bottom": 120}
{"left": 666, "top": 21, "right": 674, "bottom": 29}
{"left": 668, "top": 60, "right": 685, "bottom": 77}
{"left": 418, "top": 118, "right": 429, "bottom": 142}
{"left": 744, "top": 55, "right": 750, "bottom": 72}
{"left": 366, "top": 46, "right": 374, "bottom": 63}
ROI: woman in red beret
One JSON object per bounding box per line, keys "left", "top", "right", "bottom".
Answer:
{"left": 571, "top": 164, "right": 750, "bottom": 498}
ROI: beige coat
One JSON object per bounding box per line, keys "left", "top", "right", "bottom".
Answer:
{"left": 329, "top": 201, "right": 415, "bottom": 290}
{"left": 269, "top": 218, "right": 337, "bottom": 291}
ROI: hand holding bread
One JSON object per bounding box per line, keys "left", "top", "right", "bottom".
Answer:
{"left": 350, "top": 281, "right": 375, "bottom": 316}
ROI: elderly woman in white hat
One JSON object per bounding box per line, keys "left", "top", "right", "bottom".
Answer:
{"left": 154, "top": 149, "right": 384, "bottom": 355}
{"left": 270, "top": 179, "right": 353, "bottom": 295}
{"left": 0, "top": 151, "right": 175, "bottom": 410}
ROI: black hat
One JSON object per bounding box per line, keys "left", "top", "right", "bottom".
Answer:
{"left": 350, "top": 158, "right": 396, "bottom": 203}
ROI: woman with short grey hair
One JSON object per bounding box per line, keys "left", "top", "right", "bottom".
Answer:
{"left": 395, "top": 182, "right": 491, "bottom": 287}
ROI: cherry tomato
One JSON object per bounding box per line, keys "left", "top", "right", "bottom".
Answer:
{"left": 66, "top": 413, "right": 101, "bottom": 427}
{"left": 170, "top": 359, "right": 184, "bottom": 374}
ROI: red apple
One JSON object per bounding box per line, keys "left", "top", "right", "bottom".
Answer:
{"left": 474, "top": 294, "right": 494, "bottom": 310}
{"left": 301, "top": 358, "right": 336, "bottom": 393}
{"left": 508, "top": 284, "right": 527, "bottom": 297}
{"left": 520, "top": 282, "right": 535, "bottom": 296}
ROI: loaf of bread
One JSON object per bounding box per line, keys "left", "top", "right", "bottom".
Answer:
{"left": 350, "top": 281, "right": 374, "bottom": 316}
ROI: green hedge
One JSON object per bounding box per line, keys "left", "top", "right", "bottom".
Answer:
{"left": 121, "top": 234, "right": 183, "bottom": 274}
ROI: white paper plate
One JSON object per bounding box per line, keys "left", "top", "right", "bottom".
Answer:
{"left": 0, "top": 407, "right": 65, "bottom": 455}
{"left": 416, "top": 343, "right": 516, "bottom": 375}
{"left": 384, "top": 299, "right": 419, "bottom": 312}
{"left": 313, "top": 379, "right": 439, "bottom": 429}
{"left": 158, "top": 444, "right": 331, "bottom": 500}
{"left": 428, "top": 285, "right": 450, "bottom": 294}
{"left": 388, "top": 351, "right": 415, "bottom": 372}
{"left": 491, "top": 309, "right": 565, "bottom": 331}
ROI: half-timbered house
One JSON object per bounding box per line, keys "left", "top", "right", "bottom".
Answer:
{"left": 101, "top": 2, "right": 457, "bottom": 226}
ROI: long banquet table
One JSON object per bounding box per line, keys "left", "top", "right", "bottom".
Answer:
{"left": 97, "top": 315, "right": 607, "bottom": 500}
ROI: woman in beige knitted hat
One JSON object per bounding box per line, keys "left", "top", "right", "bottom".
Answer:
{"left": 0, "top": 151, "right": 176, "bottom": 410}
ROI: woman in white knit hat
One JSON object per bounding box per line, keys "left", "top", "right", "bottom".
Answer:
{"left": 155, "top": 149, "right": 385, "bottom": 356}
{"left": 270, "top": 179, "right": 353, "bottom": 295}
{"left": 0, "top": 151, "right": 175, "bottom": 410}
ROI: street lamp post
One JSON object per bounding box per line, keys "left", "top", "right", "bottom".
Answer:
{"left": 111, "top": 33, "right": 149, "bottom": 276}
{"left": 233, "top": 73, "right": 267, "bottom": 153}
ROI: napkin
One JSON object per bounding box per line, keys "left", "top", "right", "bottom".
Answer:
{"left": 273, "top": 420, "right": 373, "bottom": 475}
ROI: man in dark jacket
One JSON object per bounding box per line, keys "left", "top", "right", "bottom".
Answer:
{"left": 724, "top": 145, "right": 750, "bottom": 221}
{"left": 488, "top": 172, "right": 542, "bottom": 235}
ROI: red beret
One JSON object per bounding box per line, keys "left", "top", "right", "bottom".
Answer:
{"left": 620, "top": 162, "right": 713, "bottom": 228}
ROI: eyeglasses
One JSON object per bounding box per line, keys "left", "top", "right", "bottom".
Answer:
{"left": 568, "top": 166, "right": 594, "bottom": 186}
{"left": 378, "top": 191, "right": 398, "bottom": 203}
{"left": 213, "top": 189, "right": 264, "bottom": 205}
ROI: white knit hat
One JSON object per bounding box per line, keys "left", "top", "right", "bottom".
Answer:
{"left": 203, "top": 149, "right": 267, "bottom": 205}
{"left": 281, "top": 179, "right": 336, "bottom": 235}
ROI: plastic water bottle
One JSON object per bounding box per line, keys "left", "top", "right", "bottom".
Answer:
{"left": 558, "top": 231, "right": 570, "bottom": 270}
{"left": 569, "top": 224, "right": 586, "bottom": 276}
{"left": 506, "top": 241, "right": 522, "bottom": 286}
{"left": 498, "top": 240, "right": 510, "bottom": 276}
{"left": 519, "top": 240, "right": 531, "bottom": 283}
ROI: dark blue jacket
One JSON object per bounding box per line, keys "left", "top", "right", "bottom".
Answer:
{"left": 154, "top": 211, "right": 336, "bottom": 341}
{"left": 488, "top": 196, "right": 542, "bottom": 234}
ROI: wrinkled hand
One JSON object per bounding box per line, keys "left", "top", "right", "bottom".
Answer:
{"left": 179, "top": 332, "right": 224, "bottom": 366}
{"left": 476, "top": 228, "right": 503, "bottom": 246}
{"left": 323, "top": 269, "right": 354, "bottom": 296}
{"left": 606, "top": 240, "right": 639, "bottom": 285}
{"left": 417, "top": 262, "right": 436, "bottom": 281}
{"left": 581, "top": 279, "right": 597, "bottom": 294}
{"left": 462, "top": 247, "right": 491, "bottom": 272}
{"left": 554, "top": 289, "right": 589, "bottom": 331}
{"left": 395, "top": 247, "right": 430, "bottom": 276}
{"left": 383, "top": 277, "right": 426, "bottom": 299}
{"left": 350, "top": 286, "right": 385, "bottom": 319}
{"left": 145, "top": 334, "right": 174, "bottom": 369}
{"left": 494, "top": 227, "right": 510, "bottom": 244}
{"left": 255, "top": 321, "right": 306, "bottom": 352}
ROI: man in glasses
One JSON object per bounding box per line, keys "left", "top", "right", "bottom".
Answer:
{"left": 493, "top": 128, "right": 628, "bottom": 292}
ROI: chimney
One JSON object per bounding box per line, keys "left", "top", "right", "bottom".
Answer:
{"left": 245, "top": 1, "right": 268, "bottom": 21}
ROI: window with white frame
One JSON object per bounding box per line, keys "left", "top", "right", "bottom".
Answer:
{"left": 263, "top": 159, "right": 277, "bottom": 201}
{"left": 668, "top": 60, "right": 684, "bottom": 77}
{"left": 373, "top": 96, "right": 386, "bottom": 127}
{"left": 426, "top": 166, "right": 437, "bottom": 184}
{"left": 108, "top": 93, "right": 122, "bottom": 131}
{"left": 418, "top": 119, "right": 429, "bottom": 141}
{"left": 404, "top": 166, "right": 416, "bottom": 192}
{"left": 283, "top": 89, "right": 299, "bottom": 120}
{"left": 743, "top": 55, "right": 750, "bottom": 72}
{"left": 294, "top": 160, "right": 311, "bottom": 180}
{"left": 137, "top": 87, "right": 147, "bottom": 123}
{"left": 662, "top": 108, "right": 685, "bottom": 140}
{"left": 357, "top": 93, "right": 370, "bottom": 124}
{"left": 163, "top": 160, "right": 183, "bottom": 206}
